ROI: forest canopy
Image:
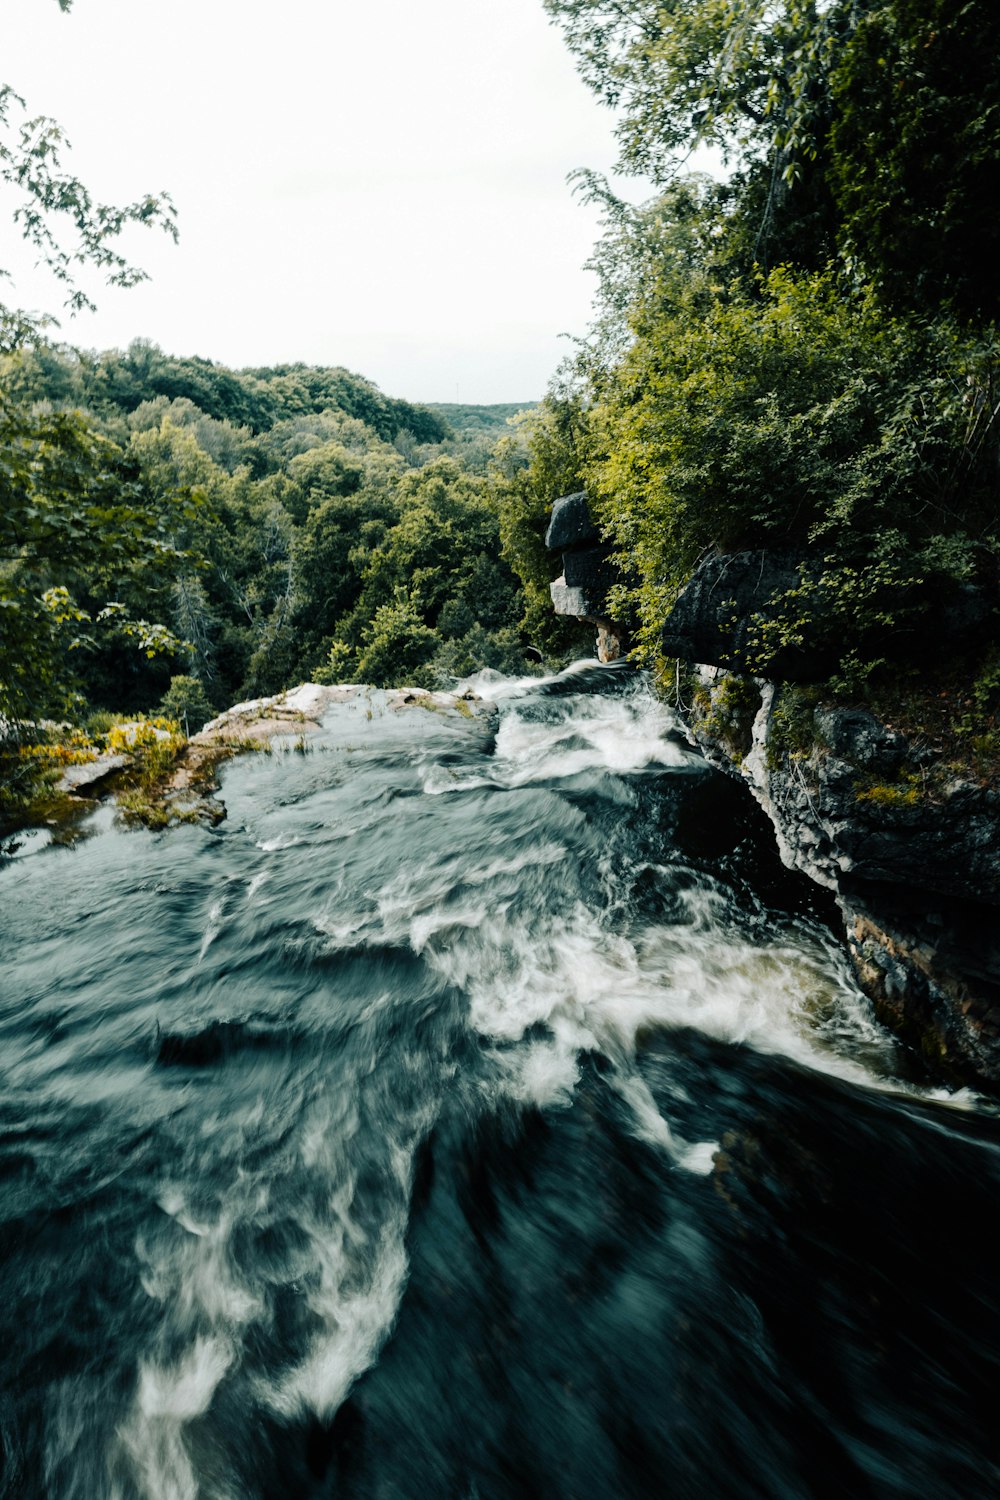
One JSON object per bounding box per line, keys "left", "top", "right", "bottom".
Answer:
{"left": 0, "top": 339, "right": 571, "bottom": 743}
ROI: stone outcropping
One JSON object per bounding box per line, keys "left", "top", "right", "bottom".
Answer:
{"left": 661, "top": 549, "right": 994, "bottom": 682}
{"left": 661, "top": 551, "right": 825, "bottom": 680}
{"left": 655, "top": 545, "right": 1000, "bottom": 1086}
{"left": 687, "top": 669, "right": 1000, "bottom": 1088}
{"left": 546, "top": 492, "right": 626, "bottom": 663}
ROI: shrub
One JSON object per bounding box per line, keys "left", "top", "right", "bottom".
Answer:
{"left": 157, "top": 675, "right": 216, "bottom": 735}
{"left": 587, "top": 266, "right": 999, "bottom": 672}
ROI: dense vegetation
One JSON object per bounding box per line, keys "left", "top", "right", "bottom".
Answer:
{"left": 0, "top": 336, "right": 583, "bottom": 827}
{"left": 0, "top": 341, "right": 568, "bottom": 731}
{"left": 530, "top": 0, "right": 1000, "bottom": 704}
{"left": 5, "top": 0, "right": 1000, "bottom": 830}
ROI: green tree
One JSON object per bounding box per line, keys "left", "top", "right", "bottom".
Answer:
{"left": 828, "top": 0, "right": 1000, "bottom": 320}
{"left": 2, "top": 0, "right": 184, "bottom": 826}
{"left": 0, "top": 395, "right": 186, "bottom": 724}
{"left": 352, "top": 592, "right": 441, "bottom": 687}
{"left": 2, "top": 0, "right": 176, "bottom": 346}
{"left": 157, "top": 674, "right": 216, "bottom": 734}
{"left": 546, "top": 0, "right": 1000, "bottom": 314}
{"left": 584, "top": 265, "right": 999, "bottom": 665}
{"left": 542, "top": 0, "right": 845, "bottom": 178}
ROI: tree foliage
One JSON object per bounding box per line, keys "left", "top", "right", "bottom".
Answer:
{"left": 1, "top": 2, "right": 176, "bottom": 347}
{"left": 542, "top": 0, "right": 1000, "bottom": 684}
{"left": 828, "top": 0, "right": 1000, "bottom": 320}
{"left": 1, "top": 338, "right": 544, "bottom": 734}
{"left": 545, "top": 0, "right": 1000, "bottom": 316}
{"left": 0, "top": 391, "right": 189, "bottom": 724}
{"left": 585, "top": 267, "right": 999, "bottom": 662}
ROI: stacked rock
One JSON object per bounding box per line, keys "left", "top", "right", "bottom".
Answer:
{"left": 545, "top": 492, "right": 626, "bottom": 662}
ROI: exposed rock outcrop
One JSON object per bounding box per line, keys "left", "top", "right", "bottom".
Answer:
{"left": 661, "top": 549, "right": 995, "bottom": 681}
{"left": 661, "top": 551, "right": 826, "bottom": 680}
{"left": 686, "top": 668, "right": 1000, "bottom": 1088}
{"left": 58, "top": 753, "right": 129, "bottom": 793}
{"left": 546, "top": 492, "right": 627, "bottom": 663}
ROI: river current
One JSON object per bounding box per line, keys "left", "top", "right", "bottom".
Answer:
{"left": 2, "top": 664, "right": 999, "bottom": 1499}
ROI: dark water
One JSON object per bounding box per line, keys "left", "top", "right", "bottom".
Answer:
{"left": 2, "top": 665, "right": 999, "bottom": 1499}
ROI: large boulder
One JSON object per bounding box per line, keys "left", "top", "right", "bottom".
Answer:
{"left": 661, "top": 551, "right": 831, "bottom": 680}
{"left": 562, "top": 546, "right": 618, "bottom": 598}
{"left": 545, "top": 491, "right": 600, "bottom": 551}
{"left": 663, "top": 550, "right": 996, "bottom": 682}
{"left": 546, "top": 491, "right": 627, "bottom": 660}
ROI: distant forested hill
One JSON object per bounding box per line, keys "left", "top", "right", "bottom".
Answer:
{"left": 427, "top": 403, "right": 538, "bottom": 438}
{"left": 1, "top": 343, "right": 576, "bottom": 758}
{"left": 5, "top": 340, "right": 452, "bottom": 444}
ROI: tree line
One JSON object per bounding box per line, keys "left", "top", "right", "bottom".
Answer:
{"left": 521, "top": 0, "right": 1000, "bottom": 698}
{"left": 1, "top": 339, "right": 582, "bottom": 746}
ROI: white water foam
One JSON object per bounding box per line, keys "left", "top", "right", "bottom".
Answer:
{"left": 407, "top": 675, "right": 974, "bottom": 1145}
{"left": 255, "top": 831, "right": 300, "bottom": 853}
{"left": 424, "top": 683, "right": 693, "bottom": 796}
{"left": 302, "top": 676, "right": 950, "bottom": 1179}
{"left": 111, "top": 1058, "right": 445, "bottom": 1499}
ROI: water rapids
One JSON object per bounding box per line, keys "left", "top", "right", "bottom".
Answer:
{"left": 2, "top": 664, "right": 999, "bottom": 1499}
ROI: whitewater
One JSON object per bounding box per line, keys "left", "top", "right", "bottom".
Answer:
{"left": 1, "top": 665, "right": 997, "bottom": 1499}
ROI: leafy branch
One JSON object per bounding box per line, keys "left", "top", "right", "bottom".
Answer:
{"left": 1, "top": 58, "right": 177, "bottom": 347}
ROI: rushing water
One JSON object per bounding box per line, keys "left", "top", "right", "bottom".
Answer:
{"left": 2, "top": 664, "right": 999, "bottom": 1500}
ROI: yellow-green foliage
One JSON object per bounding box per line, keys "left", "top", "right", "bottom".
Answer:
{"left": 855, "top": 775, "right": 922, "bottom": 808}
{"left": 105, "top": 718, "right": 187, "bottom": 808}
{"left": 105, "top": 717, "right": 181, "bottom": 756}
{"left": 580, "top": 263, "right": 999, "bottom": 677}
{"left": 20, "top": 729, "right": 98, "bottom": 767}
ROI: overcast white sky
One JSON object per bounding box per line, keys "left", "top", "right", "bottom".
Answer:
{"left": 3, "top": 0, "right": 652, "bottom": 403}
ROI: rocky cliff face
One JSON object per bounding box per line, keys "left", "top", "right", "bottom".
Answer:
{"left": 657, "top": 549, "right": 1000, "bottom": 1088}
{"left": 685, "top": 667, "right": 1000, "bottom": 1090}
{"left": 543, "top": 504, "right": 1000, "bottom": 1088}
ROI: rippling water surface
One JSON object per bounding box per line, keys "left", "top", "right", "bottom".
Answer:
{"left": 2, "top": 665, "right": 999, "bottom": 1499}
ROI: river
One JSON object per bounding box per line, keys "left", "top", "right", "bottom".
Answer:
{"left": 2, "top": 664, "right": 999, "bottom": 1499}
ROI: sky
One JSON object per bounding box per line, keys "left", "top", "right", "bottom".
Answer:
{"left": 2, "top": 0, "right": 655, "bottom": 404}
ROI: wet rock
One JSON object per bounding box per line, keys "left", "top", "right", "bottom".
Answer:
{"left": 59, "top": 754, "right": 129, "bottom": 794}
{"left": 548, "top": 552, "right": 615, "bottom": 623}
{"left": 194, "top": 682, "right": 494, "bottom": 749}
{"left": 844, "top": 901, "right": 1000, "bottom": 1087}
{"left": 550, "top": 578, "right": 590, "bottom": 617}
{"left": 686, "top": 669, "right": 1000, "bottom": 1089}
{"left": 596, "top": 621, "right": 626, "bottom": 663}
{"left": 196, "top": 682, "right": 358, "bottom": 743}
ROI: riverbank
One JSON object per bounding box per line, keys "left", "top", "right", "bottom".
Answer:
{"left": 0, "top": 682, "right": 496, "bottom": 850}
